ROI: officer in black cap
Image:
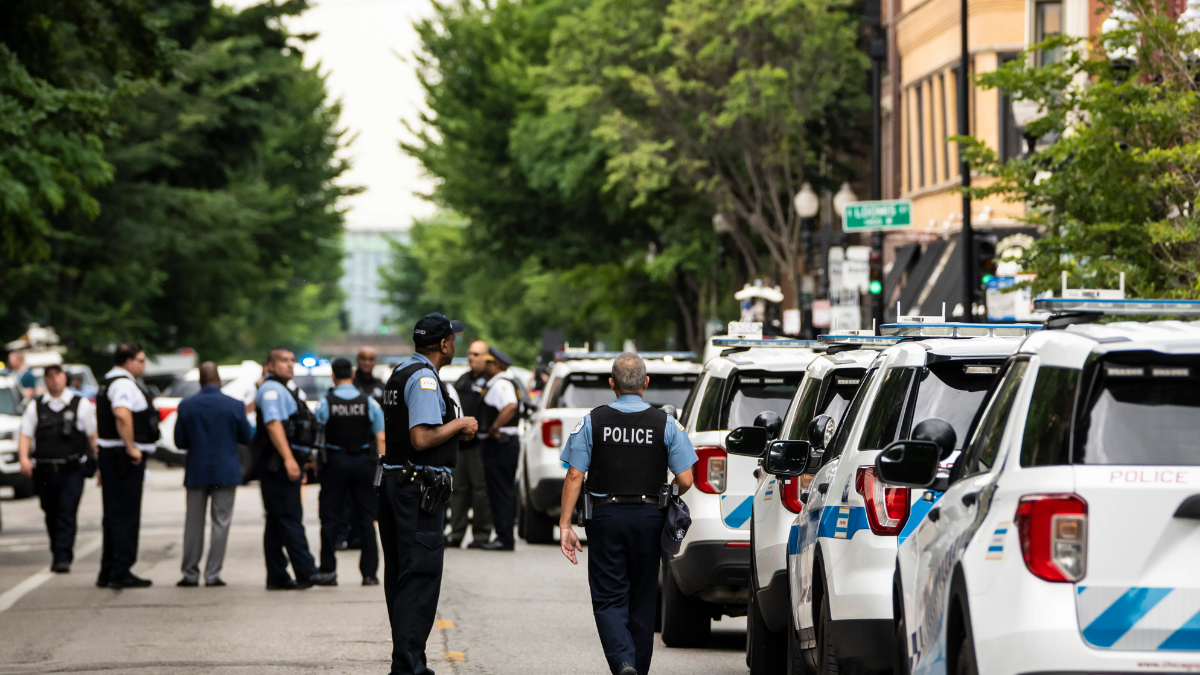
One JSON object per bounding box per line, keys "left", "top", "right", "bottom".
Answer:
{"left": 478, "top": 345, "right": 521, "bottom": 551}
{"left": 379, "top": 313, "right": 477, "bottom": 675}
{"left": 558, "top": 352, "right": 697, "bottom": 675}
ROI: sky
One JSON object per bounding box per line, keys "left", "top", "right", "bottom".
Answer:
{"left": 224, "top": 0, "right": 438, "bottom": 231}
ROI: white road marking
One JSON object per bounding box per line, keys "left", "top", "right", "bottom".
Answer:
{"left": 0, "top": 536, "right": 103, "bottom": 613}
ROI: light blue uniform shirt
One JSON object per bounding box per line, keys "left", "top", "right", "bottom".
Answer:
{"left": 560, "top": 394, "right": 697, "bottom": 476}
{"left": 257, "top": 378, "right": 307, "bottom": 452}
{"left": 316, "top": 383, "right": 385, "bottom": 450}
{"left": 384, "top": 352, "right": 453, "bottom": 470}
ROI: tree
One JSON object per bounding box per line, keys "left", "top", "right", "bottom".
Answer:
{"left": 963, "top": 0, "right": 1200, "bottom": 298}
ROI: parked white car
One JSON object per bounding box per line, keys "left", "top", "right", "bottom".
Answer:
{"left": 518, "top": 352, "right": 701, "bottom": 545}
{"left": 884, "top": 303, "right": 1200, "bottom": 675}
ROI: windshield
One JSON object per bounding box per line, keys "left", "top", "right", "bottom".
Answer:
{"left": 721, "top": 371, "right": 804, "bottom": 430}
{"left": 548, "top": 372, "right": 697, "bottom": 409}
{"left": 1076, "top": 357, "right": 1200, "bottom": 465}
{"left": 0, "top": 387, "right": 20, "bottom": 416}
{"left": 909, "top": 361, "right": 999, "bottom": 451}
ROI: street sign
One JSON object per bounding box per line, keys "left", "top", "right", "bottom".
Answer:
{"left": 842, "top": 200, "right": 913, "bottom": 231}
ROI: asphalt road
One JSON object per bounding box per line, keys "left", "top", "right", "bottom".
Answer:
{"left": 0, "top": 464, "right": 747, "bottom": 674}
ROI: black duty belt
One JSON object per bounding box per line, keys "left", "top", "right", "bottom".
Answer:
{"left": 594, "top": 495, "right": 660, "bottom": 506}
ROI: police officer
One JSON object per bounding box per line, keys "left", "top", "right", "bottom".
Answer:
{"left": 478, "top": 346, "right": 521, "bottom": 551}
{"left": 316, "top": 357, "right": 384, "bottom": 585}
{"left": 379, "top": 313, "right": 477, "bottom": 675}
{"left": 255, "top": 347, "right": 336, "bottom": 590}
{"left": 559, "top": 352, "right": 697, "bottom": 675}
{"left": 95, "top": 342, "right": 158, "bottom": 589}
{"left": 17, "top": 364, "right": 97, "bottom": 573}
{"left": 446, "top": 340, "right": 493, "bottom": 548}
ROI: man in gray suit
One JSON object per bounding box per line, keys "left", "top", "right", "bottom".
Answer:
{"left": 175, "top": 362, "right": 253, "bottom": 587}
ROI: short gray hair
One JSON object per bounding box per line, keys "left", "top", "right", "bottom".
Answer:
{"left": 611, "top": 352, "right": 647, "bottom": 393}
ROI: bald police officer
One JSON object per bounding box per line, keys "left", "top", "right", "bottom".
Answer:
{"left": 379, "top": 313, "right": 477, "bottom": 675}
{"left": 559, "top": 353, "right": 696, "bottom": 675}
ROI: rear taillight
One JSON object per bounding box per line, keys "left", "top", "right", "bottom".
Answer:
{"left": 1015, "top": 494, "right": 1087, "bottom": 582}
{"left": 781, "top": 476, "right": 806, "bottom": 513}
{"left": 855, "top": 466, "right": 909, "bottom": 535}
{"left": 158, "top": 407, "right": 176, "bottom": 422}
{"left": 694, "top": 446, "right": 727, "bottom": 494}
{"left": 541, "top": 419, "right": 563, "bottom": 448}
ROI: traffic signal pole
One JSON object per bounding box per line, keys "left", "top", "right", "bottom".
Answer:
{"left": 959, "top": 0, "right": 975, "bottom": 321}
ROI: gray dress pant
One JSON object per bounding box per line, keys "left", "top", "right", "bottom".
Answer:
{"left": 181, "top": 486, "right": 236, "bottom": 584}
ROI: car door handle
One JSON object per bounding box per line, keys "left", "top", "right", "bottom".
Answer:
{"left": 962, "top": 492, "right": 979, "bottom": 507}
{"left": 817, "top": 483, "right": 829, "bottom": 495}
{"left": 927, "top": 507, "right": 941, "bottom": 522}
{"left": 1174, "top": 494, "right": 1200, "bottom": 519}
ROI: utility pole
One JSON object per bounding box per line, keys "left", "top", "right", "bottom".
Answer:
{"left": 958, "top": 0, "right": 975, "bottom": 321}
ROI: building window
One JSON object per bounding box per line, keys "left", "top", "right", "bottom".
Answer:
{"left": 1035, "top": 0, "right": 1063, "bottom": 65}
{"left": 916, "top": 84, "right": 925, "bottom": 188}
{"left": 998, "top": 53, "right": 1024, "bottom": 161}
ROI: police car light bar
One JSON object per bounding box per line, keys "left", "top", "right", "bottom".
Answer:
{"left": 879, "top": 323, "right": 1041, "bottom": 338}
{"left": 710, "top": 338, "right": 822, "bottom": 348}
{"left": 555, "top": 351, "right": 698, "bottom": 361}
{"left": 816, "top": 334, "right": 904, "bottom": 347}
{"left": 1032, "top": 297, "right": 1200, "bottom": 315}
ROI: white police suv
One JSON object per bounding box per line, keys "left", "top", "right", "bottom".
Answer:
{"left": 788, "top": 323, "right": 1038, "bottom": 675}
{"left": 517, "top": 351, "right": 701, "bottom": 545}
{"left": 882, "top": 297, "right": 1200, "bottom": 675}
{"left": 661, "top": 332, "right": 817, "bottom": 647}
{"left": 733, "top": 345, "right": 878, "bottom": 673}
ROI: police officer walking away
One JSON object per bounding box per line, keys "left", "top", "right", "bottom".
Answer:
{"left": 17, "top": 364, "right": 98, "bottom": 573}
{"left": 559, "top": 352, "right": 696, "bottom": 675}
{"left": 255, "top": 348, "right": 335, "bottom": 590}
{"left": 446, "top": 340, "right": 492, "bottom": 548}
{"left": 379, "top": 313, "right": 477, "bottom": 675}
{"left": 96, "top": 342, "right": 158, "bottom": 588}
{"left": 316, "top": 357, "right": 385, "bottom": 585}
{"left": 479, "top": 346, "right": 521, "bottom": 551}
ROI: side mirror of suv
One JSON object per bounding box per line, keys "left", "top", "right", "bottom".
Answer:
{"left": 763, "top": 440, "right": 812, "bottom": 477}
{"left": 726, "top": 426, "right": 769, "bottom": 457}
{"left": 875, "top": 440, "right": 941, "bottom": 488}
{"left": 808, "top": 414, "right": 836, "bottom": 451}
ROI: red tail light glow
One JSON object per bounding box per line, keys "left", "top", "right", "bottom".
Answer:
{"left": 694, "top": 446, "right": 727, "bottom": 494}
{"left": 855, "top": 466, "right": 909, "bottom": 535}
{"left": 541, "top": 419, "right": 563, "bottom": 448}
{"left": 1015, "top": 494, "right": 1087, "bottom": 582}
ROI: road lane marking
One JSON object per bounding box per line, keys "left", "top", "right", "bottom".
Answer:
{"left": 0, "top": 536, "right": 103, "bottom": 613}
{"left": 436, "top": 619, "right": 454, "bottom": 629}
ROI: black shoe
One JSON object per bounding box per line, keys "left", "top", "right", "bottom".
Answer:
{"left": 466, "top": 539, "right": 489, "bottom": 549}
{"left": 50, "top": 561, "right": 70, "bottom": 574}
{"left": 206, "top": 578, "right": 226, "bottom": 587}
{"left": 480, "top": 540, "right": 514, "bottom": 551}
{"left": 266, "top": 578, "right": 299, "bottom": 591}
{"left": 307, "top": 571, "right": 337, "bottom": 586}
{"left": 109, "top": 574, "right": 152, "bottom": 589}
{"left": 362, "top": 576, "right": 379, "bottom": 586}
{"left": 617, "top": 662, "right": 637, "bottom": 675}
{"left": 177, "top": 578, "right": 199, "bottom": 587}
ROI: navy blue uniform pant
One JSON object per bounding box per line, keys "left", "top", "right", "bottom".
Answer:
{"left": 378, "top": 475, "right": 445, "bottom": 675}
{"left": 97, "top": 448, "right": 145, "bottom": 583}
{"left": 482, "top": 436, "right": 519, "bottom": 546}
{"left": 34, "top": 465, "right": 84, "bottom": 565}
{"left": 260, "top": 468, "right": 318, "bottom": 584}
{"left": 319, "top": 451, "right": 379, "bottom": 578}
{"left": 586, "top": 504, "right": 666, "bottom": 675}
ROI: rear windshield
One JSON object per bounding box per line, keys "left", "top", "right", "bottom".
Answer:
{"left": 909, "top": 361, "right": 1001, "bottom": 451}
{"left": 721, "top": 371, "right": 804, "bottom": 430}
{"left": 1076, "top": 356, "right": 1200, "bottom": 466}
{"left": 548, "top": 373, "right": 697, "bottom": 409}
{"left": 0, "top": 387, "right": 20, "bottom": 416}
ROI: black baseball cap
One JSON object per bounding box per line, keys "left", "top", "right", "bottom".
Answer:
{"left": 413, "top": 313, "right": 464, "bottom": 347}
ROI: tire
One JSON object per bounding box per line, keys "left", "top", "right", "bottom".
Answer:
{"left": 522, "top": 502, "right": 555, "bottom": 545}
{"left": 815, "top": 590, "right": 840, "bottom": 675}
{"left": 954, "top": 622, "right": 979, "bottom": 675}
{"left": 748, "top": 588, "right": 787, "bottom": 674}
{"left": 660, "top": 557, "right": 711, "bottom": 647}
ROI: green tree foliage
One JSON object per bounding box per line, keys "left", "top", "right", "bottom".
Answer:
{"left": 0, "top": 0, "right": 355, "bottom": 365}
{"left": 963, "top": 1, "right": 1200, "bottom": 297}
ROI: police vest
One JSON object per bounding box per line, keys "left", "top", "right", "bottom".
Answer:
{"left": 254, "top": 375, "right": 317, "bottom": 452}
{"left": 324, "top": 391, "right": 373, "bottom": 453}
{"left": 33, "top": 396, "right": 87, "bottom": 462}
{"left": 97, "top": 374, "right": 160, "bottom": 445}
{"left": 587, "top": 405, "right": 669, "bottom": 496}
{"left": 454, "top": 371, "right": 489, "bottom": 445}
{"left": 382, "top": 362, "right": 458, "bottom": 468}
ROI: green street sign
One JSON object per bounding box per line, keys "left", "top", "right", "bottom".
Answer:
{"left": 842, "top": 200, "right": 913, "bottom": 232}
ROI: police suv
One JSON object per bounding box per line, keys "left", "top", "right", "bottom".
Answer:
{"left": 787, "top": 322, "right": 1038, "bottom": 675}
{"left": 881, "top": 296, "right": 1200, "bottom": 675}
{"left": 517, "top": 351, "right": 701, "bottom": 545}
{"left": 729, "top": 344, "right": 879, "bottom": 673}
{"left": 661, "top": 330, "right": 816, "bottom": 647}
